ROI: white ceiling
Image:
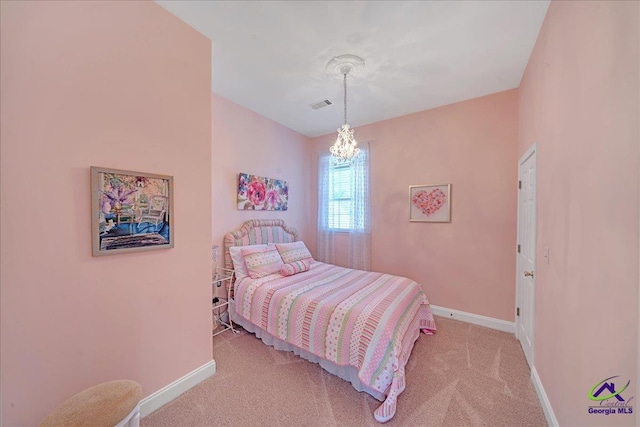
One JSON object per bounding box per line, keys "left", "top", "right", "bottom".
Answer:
{"left": 156, "top": 1, "right": 549, "bottom": 137}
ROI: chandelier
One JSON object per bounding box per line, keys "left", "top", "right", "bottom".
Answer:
{"left": 327, "top": 55, "right": 364, "bottom": 165}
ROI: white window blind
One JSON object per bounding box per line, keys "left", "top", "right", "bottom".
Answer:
{"left": 328, "top": 164, "right": 353, "bottom": 230}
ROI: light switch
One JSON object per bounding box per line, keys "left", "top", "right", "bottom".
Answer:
{"left": 543, "top": 247, "right": 549, "bottom": 264}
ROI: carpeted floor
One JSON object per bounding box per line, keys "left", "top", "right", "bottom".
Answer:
{"left": 142, "top": 316, "right": 547, "bottom": 426}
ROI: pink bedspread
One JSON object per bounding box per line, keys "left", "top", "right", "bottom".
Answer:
{"left": 233, "top": 261, "right": 436, "bottom": 422}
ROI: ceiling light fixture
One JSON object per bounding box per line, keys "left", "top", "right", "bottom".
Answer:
{"left": 326, "top": 54, "right": 364, "bottom": 165}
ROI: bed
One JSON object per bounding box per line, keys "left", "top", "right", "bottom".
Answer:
{"left": 223, "top": 219, "right": 436, "bottom": 423}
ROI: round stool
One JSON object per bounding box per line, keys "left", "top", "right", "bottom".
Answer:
{"left": 40, "top": 380, "right": 142, "bottom": 427}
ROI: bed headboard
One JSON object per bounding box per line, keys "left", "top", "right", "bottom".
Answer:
{"left": 223, "top": 219, "right": 299, "bottom": 271}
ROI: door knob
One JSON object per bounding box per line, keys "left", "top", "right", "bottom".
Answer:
{"left": 524, "top": 271, "right": 534, "bottom": 278}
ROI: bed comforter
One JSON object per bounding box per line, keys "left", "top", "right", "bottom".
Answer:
{"left": 233, "top": 261, "right": 436, "bottom": 422}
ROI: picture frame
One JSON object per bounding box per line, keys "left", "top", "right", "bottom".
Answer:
{"left": 409, "top": 184, "right": 451, "bottom": 223}
{"left": 91, "top": 166, "right": 174, "bottom": 256}
{"left": 237, "top": 172, "right": 288, "bottom": 211}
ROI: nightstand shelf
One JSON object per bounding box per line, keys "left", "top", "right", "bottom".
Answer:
{"left": 211, "top": 267, "right": 238, "bottom": 336}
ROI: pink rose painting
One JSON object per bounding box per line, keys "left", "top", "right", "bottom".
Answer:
{"left": 409, "top": 184, "right": 451, "bottom": 222}
{"left": 237, "top": 172, "right": 288, "bottom": 211}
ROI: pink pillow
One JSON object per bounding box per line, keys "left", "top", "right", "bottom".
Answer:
{"left": 242, "top": 246, "right": 284, "bottom": 279}
{"left": 275, "top": 241, "right": 313, "bottom": 264}
{"left": 229, "top": 244, "right": 271, "bottom": 280}
{"left": 280, "top": 259, "right": 311, "bottom": 277}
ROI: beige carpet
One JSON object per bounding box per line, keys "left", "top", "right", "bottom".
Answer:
{"left": 142, "top": 317, "right": 547, "bottom": 426}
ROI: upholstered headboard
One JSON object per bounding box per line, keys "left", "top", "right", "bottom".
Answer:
{"left": 223, "top": 219, "right": 299, "bottom": 271}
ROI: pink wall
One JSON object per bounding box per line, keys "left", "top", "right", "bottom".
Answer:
{"left": 519, "top": 1, "right": 639, "bottom": 425}
{"left": 312, "top": 90, "right": 519, "bottom": 322}
{"left": 211, "top": 93, "right": 315, "bottom": 274}
{"left": 0, "top": 2, "right": 212, "bottom": 425}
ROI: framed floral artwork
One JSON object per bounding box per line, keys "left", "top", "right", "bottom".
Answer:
{"left": 91, "top": 166, "right": 174, "bottom": 256}
{"left": 237, "top": 172, "right": 288, "bottom": 211}
{"left": 409, "top": 184, "right": 451, "bottom": 222}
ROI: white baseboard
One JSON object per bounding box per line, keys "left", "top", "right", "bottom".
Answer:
{"left": 140, "top": 359, "right": 216, "bottom": 417}
{"left": 430, "top": 305, "right": 516, "bottom": 334}
{"left": 531, "top": 366, "right": 559, "bottom": 427}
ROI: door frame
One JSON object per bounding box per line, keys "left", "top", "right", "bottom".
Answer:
{"left": 637, "top": 146, "right": 640, "bottom": 427}
{"left": 515, "top": 143, "right": 537, "bottom": 367}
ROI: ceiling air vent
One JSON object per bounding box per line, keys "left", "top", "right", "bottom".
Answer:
{"left": 310, "top": 99, "right": 333, "bottom": 110}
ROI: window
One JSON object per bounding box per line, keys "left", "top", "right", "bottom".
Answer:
{"left": 318, "top": 150, "right": 369, "bottom": 232}
{"left": 328, "top": 164, "right": 353, "bottom": 230}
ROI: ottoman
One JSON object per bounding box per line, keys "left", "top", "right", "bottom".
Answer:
{"left": 40, "top": 380, "right": 142, "bottom": 427}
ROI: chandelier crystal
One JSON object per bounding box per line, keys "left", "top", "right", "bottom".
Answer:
{"left": 328, "top": 57, "right": 363, "bottom": 165}
{"left": 331, "top": 122, "right": 360, "bottom": 164}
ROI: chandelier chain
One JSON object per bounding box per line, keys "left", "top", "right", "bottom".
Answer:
{"left": 343, "top": 73, "right": 347, "bottom": 125}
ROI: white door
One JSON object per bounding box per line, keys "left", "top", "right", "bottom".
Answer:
{"left": 516, "top": 145, "right": 536, "bottom": 368}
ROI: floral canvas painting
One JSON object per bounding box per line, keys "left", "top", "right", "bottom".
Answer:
{"left": 237, "top": 172, "right": 288, "bottom": 211}
{"left": 91, "top": 167, "right": 174, "bottom": 256}
{"left": 409, "top": 184, "right": 451, "bottom": 222}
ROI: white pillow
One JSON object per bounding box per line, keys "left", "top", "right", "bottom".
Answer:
{"left": 229, "top": 244, "right": 271, "bottom": 280}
